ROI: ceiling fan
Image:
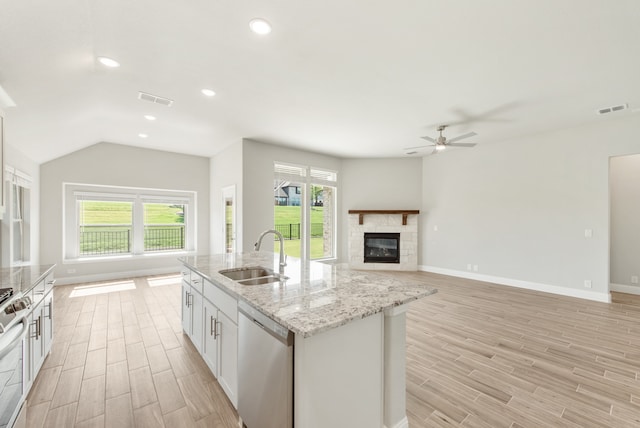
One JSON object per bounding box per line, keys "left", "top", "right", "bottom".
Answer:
{"left": 404, "top": 125, "right": 477, "bottom": 155}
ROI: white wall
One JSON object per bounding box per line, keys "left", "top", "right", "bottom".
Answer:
{"left": 240, "top": 139, "right": 342, "bottom": 255}
{"left": 610, "top": 153, "right": 640, "bottom": 290}
{"left": 40, "top": 142, "right": 210, "bottom": 284}
{"left": 421, "top": 114, "right": 640, "bottom": 302}
{"left": 340, "top": 158, "right": 422, "bottom": 262}
{"left": 210, "top": 141, "right": 243, "bottom": 253}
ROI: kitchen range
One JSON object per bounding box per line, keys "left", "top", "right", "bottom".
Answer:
{"left": 180, "top": 251, "right": 437, "bottom": 428}
{"left": 0, "top": 265, "right": 55, "bottom": 428}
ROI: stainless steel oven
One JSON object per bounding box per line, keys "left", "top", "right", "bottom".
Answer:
{"left": 0, "top": 296, "right": 31, "bottom": 428}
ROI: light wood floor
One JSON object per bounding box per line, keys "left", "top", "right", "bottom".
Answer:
{"left": 23, "top": 271, "right": 640, "bottom": 427}
{"left": 23, "top": 275, "right": 238, "bottom": 428}
{"left": 403, "top": 272, "right": 640, "bottom": 427}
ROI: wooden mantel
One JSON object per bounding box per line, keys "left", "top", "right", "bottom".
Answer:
{"left": 348, "top": 210, "right": 420, "bottom": 226}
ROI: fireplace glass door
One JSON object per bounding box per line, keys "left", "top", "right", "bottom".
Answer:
{"left": 363, "top": 233, "right": 400, "bottom": 263}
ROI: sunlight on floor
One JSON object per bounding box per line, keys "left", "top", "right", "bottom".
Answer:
{"left": 147, "top": 274, "right": 181, "bottom": 287}
{"left": 69, "top": 280, "right": 136, "bottom": 297}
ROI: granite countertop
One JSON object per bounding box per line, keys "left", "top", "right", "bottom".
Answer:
{"left": 180, "top": 253, "right": 437, "bottom": 337}
{"left": 0, "top": 264, "right": 56, "bottom": 296}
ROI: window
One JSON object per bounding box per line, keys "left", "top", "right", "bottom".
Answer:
{"left": 4, "top": 167, "right": 31, "bottom": 266}
{"left": 273, "top": 163, "right": 337, "bottom": 261}
{"left": 143, "top": 202, "right": 185, "bottom": 252}
{"left": 64, "top": 184, "right": 196, "bottom": 260}
{"left": 79, "top": 199, "right": 133, "bottom": 256}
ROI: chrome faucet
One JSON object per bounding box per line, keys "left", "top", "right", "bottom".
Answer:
{"left": 254, "top": 229, "right": 287, "bottom": 274}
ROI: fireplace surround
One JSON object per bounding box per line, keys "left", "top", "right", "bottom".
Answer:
{"left": 348, "top": 210, "right": 419, "bottom": 271}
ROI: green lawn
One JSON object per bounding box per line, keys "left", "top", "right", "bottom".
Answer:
{"left": 79, "top": 202, "right": 184, "bottom": 255}
{"left": 274, "top": 206, "right": 324, "bottom": 225}
{"left": 274, "top": 206, "right": 326, "bottom": 259}
{"left": 80, "top": 201, "right": 183, "bottom": 224}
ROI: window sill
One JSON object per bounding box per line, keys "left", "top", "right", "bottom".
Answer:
{"left": 64, "top": 250, "right": 196, "bottom": 264}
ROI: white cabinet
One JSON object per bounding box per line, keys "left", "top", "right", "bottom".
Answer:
{"left": 216, "top": 310, "right": 238, "bottom": 406}
{"left": 202, "top": 299, "right": 219, "bottom": 374}
{"left": 30, "top": 298, "right": 46, "bottom": 377}
{"left": 201, "top": 283, "right": 238, "bottom": 408}
{"left": 42, "top": 291, "right": 53, "bottom": 357}
{"left": 180, "top": 266, "right": 238, "bottom": 409}
{"left": 24, "top": 275, "right": 54, "bottom": 391}
{"left": 181, "top": 279, "right": 203, "bottom": 352}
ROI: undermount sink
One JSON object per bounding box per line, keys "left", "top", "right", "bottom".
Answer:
{"left": 219, "top": 266, "right": 287, "bottom": 285}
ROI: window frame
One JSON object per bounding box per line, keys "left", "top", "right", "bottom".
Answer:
{"left": 63, "top": 183, "right": 197, "bottom": 261}
{"left": 274, "top": 162, "right": 338, "bottom": 262}
{"left": 4, "top": 166, "right": 32, "bottom": 266}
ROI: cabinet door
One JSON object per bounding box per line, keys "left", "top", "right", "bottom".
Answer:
{"left": 43, "top": 291, "right": 54, "bottom": 356}
{"left": 217, "top": 311, "right": 238, "bottom": 408}
{"left": 202, "top": 299, "right": 218, "bottom": 375}
{"left": 190, "top": 289, "right": 203, "bottom": 352}
{"left": 30, "top": 299, "right": 46, "bottom": 380}
{"left": 181, "top": 282, "right": 191, "bottom": 334}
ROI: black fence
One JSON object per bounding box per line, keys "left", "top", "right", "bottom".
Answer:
{"left": 80, "top": 225, "right": 185, "bottom": 255}
{"left": 274, "top": 223, "right": 323, "bottom": 240}
{"left": 80, "top": 227, "right": 131, "bottom": 255}
{"left": 145, "top": 226, "right": 185, "bottom": 251}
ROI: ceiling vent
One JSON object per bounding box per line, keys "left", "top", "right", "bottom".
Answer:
{"left": 597, "top": 103, "right": 628, "bottom": 115}
{"left": 138, "top": 91, "right": 173, "bottom": 107}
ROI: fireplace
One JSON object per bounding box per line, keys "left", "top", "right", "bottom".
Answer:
{"left": 364, "top": 233, "right": 400, "bottom": 264}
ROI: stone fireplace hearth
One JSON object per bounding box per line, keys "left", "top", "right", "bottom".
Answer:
{"left": 348, "top": 210, "right": 419, "bottom": 271}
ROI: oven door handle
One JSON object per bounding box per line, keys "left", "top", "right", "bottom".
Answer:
{"left": 0, "top": 317, "right": 29, "bottom": 360}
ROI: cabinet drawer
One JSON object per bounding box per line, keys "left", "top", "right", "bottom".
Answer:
{"left": 44, "top": 274, "right": 56, "bottom": 294}
{"left": 204, "top": 280, "right": 237, "bottom": 324}
{"left": 31, "top": 279, "right": 46, "bottom": 305}
{"left": 190, "top": 273, "right": 204, "bottom": 294}
{"left": 180, "top": 267, "right": 191, "bottom": 284}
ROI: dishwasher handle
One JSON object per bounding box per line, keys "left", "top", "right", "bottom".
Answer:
{"left": 238, "top": 301, "right": 293, "bottom": 347}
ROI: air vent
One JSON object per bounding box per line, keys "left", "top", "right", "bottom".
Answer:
{"left": 597, "top": 103, "right": 628, "bottom": 115}
{"left": 138, "top": 91, "right": 173, "bottom": 107}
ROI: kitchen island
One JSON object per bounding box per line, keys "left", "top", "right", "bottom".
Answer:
{"left": 180, "top": 253, "right": 437, "bottom": 428}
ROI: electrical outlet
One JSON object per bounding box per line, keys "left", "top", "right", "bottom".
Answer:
{"left": 467, "top": 264, "right": 472, "bottom": 271}
{"left": 584, "top": 229, "right": 593, "bottom": 238}
{"left": 433, "top": 225, "right": 438, "bottom": 231}
{"left": 632, "top": 275, "right": 639, "bottom": 284}
{"left": 584, "top": 280, "right": 592, "bottom": 288}
{"left": 473, "top": 265, "right": 478, "bottom": 272}
{"left": 67, "top": 268, "right": 76, "bottom": 274}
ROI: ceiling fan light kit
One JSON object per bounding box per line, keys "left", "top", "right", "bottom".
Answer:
{"left": 404, "top": 124, "right": 478, "bottom": 156}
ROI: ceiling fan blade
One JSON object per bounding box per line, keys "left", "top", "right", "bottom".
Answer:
{"left": 404, "top": 143, "right": 434, "bottom": 150}
{"left": 420, "top": 136, "right": 437, "bottom": 143}
{"left": 447, "top": 142, "right": 477, "bottom": 148}
{"left": 446, "top": 132, "right": 477, "bottom": 144}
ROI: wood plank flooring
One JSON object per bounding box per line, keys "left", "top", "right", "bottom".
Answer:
{"left": 402, "top": 271, "right": 640, "bottom": 427}
{"left": 23, "top": 275, "right": 238, "bottom": 428}
{"left": 23, "top": 271, "right": 640, "bottom": 427}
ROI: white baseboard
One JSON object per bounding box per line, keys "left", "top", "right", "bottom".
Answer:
{"left": 384, "top": 416, "right": 409, "bottom": 428}
{"left": 54, "top": 266, "right": 180, "bottom": 286}
{"left": 610, "top": 283, "right": 640, "bottom": 296}
{"left": 419, "top": 265, "right": 611, "bottom": 303}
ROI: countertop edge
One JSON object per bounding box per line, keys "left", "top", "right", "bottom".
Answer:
{"left": 179, "top": 257, "right": 437, "bottom": 338}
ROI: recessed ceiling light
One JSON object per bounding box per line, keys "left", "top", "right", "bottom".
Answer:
{"left": 249, "top": 18, "right": 272, "bottom": 35}
{"left": 97, "top": 56, "right": 120, "bottom": 68}
{"left": 144, "top": 115, "right": 156, "bottom": 121}
{"left": 138, "top": 133, "right": 148, "bottom": 138}
{"left": 201, "top": 89, "right": 216, "bottom": 97}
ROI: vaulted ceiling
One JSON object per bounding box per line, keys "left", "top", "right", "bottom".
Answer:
{"left": 1, "top": 0, "right": 639, "bottom": 164}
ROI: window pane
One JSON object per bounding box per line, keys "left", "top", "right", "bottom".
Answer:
{"left": 274, "top": 180, "right": 302, "bottom": 258}
{"left": 79, "top": 200, "right": 133, "bottom": 256}
{"left": 144, "top": 203, "right": 185, "bottom": 252}
{"left": 311, "top": 185, "right": 335, "bottom": 260}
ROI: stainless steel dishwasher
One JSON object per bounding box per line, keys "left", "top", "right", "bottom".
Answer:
{"left": 238, "top": 300, "right": 294, "bottom": 428}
